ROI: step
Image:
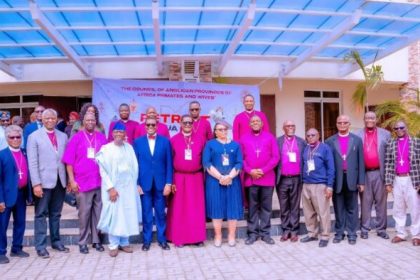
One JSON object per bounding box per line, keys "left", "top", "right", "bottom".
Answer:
{"left": 7, "top": 204, "right": 410, "bottom": 246}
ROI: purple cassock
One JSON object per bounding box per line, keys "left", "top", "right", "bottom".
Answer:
{"left": 192, "top": 117, "right": 213, "bottom": 141}
{"left": 166, "top": 132, "right": 206, "bottom": 246}
{"left": 240, "top": 131, "right": 280, "bottom": 187}
{"left": 134, "top": 122, "right": 170, "bottom": 139}
{"left": 107, "top": 119, "right": 139, "bottom": 144}
{"left": 232, "top": 110, "right": 270, "bottom": 142}
{"left": 62, "top": 130, "right": 107, "bottom": 192}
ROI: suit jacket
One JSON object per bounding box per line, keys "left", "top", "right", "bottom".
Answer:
{"left": 23, "top": 121, "right": 41, "bottom": 150}
{"left": 355, "top": 127, "right": 391, "bottom": 180}
{"left": 275, "top": 135, "right": 306, "bottom": 185}
{"left": 0, "top": 147, "right": 31, "bottom": 207}
{"left": 325, "top": 133, "right": 365, "bottom": 193}
{"left": 385, "top": 136, "right": 420, "bottom": 188}
{"left": 133, "top": 135, "right": 173, "bottom": 192}
{"left": 27, "top": 128, "right": 67, "bottom": 189}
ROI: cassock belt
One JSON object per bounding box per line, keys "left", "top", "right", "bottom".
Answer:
{"left": 176, "top": 169, "right": 203, "bottom": 174}
{"left": 396, "top": 173, "right": 410, "bottom": 177}
{"left": 281, "top": 174, "right": 300, "bottom": 178}
{"left": 366, "top": 168, "right": 380, "bottom": 172}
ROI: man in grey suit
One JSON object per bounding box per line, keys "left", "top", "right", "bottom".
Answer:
{"left": 27, "top": 108, "right": 69, "bottom": 258}
{"left": 326, "top": 115, "right": 365, "bottom": 245}
{"left": 355, "top": 112, "right": 390, "bottom": 240}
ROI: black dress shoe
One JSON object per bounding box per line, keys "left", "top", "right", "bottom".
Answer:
{"left": 79, "top": 245, "right": 89, "bottom": 254}
{"left": 36, "top": 249, "right": 50, "bottom": 259}
{"left": 142, "top": 243, "right": 150, "bottom": 251}
{"left": 10, "top": 250, "right": 30, "bottom": 258}
{"left": 377, "top": 232, "right": 389, "bottom": 239}
{"left": 261, "top": 236, "right": 275, "bottom": 245}
{"left": 319, "top": 240, "right": 329, "bottom": 248}
{"left": 0, "top": 255, "right": 10, "bottom": 264}
{"left": 52, "top": 244, "right": 70, "bottom": 253}
{"left": 245, "top": 236, "right": 258, "bottom": 245}
{"left": 360, "top": 232, "right": 368, "bottom": 239}
{"left": 192, "top": 242, "right": 204, "bottom": 247}
{"left": 92, "top": 243, "right": 105, "bottom": 252}
{"left": 158, "top": 242, "right": 170, "bottom": 250}
{"left": 300, "top": 236, "right": 318, "bottom": 243}
{"left": 333, "top": 235, "right": 345, "bottom": 244}
{"left": 348, "top": 239, "right": 357, "bottom": 245}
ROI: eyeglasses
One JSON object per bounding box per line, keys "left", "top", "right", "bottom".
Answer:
{"left": 8, "top": 136, "right": 21, "bottom": 140}
{"left": 1, "top": 120, "right": 9, "bottom": 122}
{"left": 337, "top": 122, "right": 349, "bottom": 125}
{"left": 285, "top": 125, "right": 295, "bottom": 128}
{"left": 190, "top": 108, "right": 200, "bottom": 111}
{"left": 215, "top": 128, "right": 227, "bottom": 132}
{"left": 393, "top": 126, "right": 405, "bottom": 131}
{"left": 146, "top": 123, "right": 156, "bottom": 127}
{"left": 182, "top": 121, "right": 193, "bottom": 125}
{"left": 35, "top": 110, "right": 44, "bottom": 113}
{"left": 306, "top": 134, "right": 316, "bottom": 137}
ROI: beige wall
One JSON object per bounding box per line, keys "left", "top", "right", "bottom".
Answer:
{"left": 0, "top": 78, "right": 401, "bottom": 137}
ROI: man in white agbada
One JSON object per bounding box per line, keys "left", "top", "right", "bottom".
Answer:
{"left": 96, "top": 122, "right": 142, "bottom": 257}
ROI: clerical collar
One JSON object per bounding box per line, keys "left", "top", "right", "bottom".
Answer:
{"left": 286, "top": 135, "right": 295, "bottom": 140}
{"left": 253, "top": 130, "right": 261, "bottom": 136}
{"left": 398, "top": 134, "right": 408, "bottom": 140}
{"left": 245, "top": 109, "right": 254, "bottom": 114}
{"left": 366, "top": 127, "right": 376, "bottom": 132}
{"left": 309, "top": 141, "right": 319, "bottom": 148}
{"left": 338, "top": 132, "right": 349, "bottom": 137}
{"left": 9, "top": 146, "right": 20, "bottom": 152}
{"left": 121, "top": 119, "right": 128, "bottom": 123}
{"left": 182, "top": 132, "right": 192, "bottom": 137}
{"left": 45, "top": 129, "right": 55, "bottom": 134}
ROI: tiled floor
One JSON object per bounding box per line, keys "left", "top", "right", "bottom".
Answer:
{"left": 0, "top": 233, "right": 418, "bottom": 279}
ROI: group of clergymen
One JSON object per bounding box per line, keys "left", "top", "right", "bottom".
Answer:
{"left": 0, "top": 94, "right": 419, "bottom": 263}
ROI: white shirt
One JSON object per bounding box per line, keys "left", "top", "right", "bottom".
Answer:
{"left": 147, "top": 134, "right": 156, "bottom": 156}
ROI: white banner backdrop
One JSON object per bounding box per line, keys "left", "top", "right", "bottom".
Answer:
{"left": 92, "top": 78, "right": 260, "bottom": 137}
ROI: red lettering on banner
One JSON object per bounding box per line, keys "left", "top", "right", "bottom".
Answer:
{"left": 160, "top": 114, "right": 170, "bottom": 123}
{"left": 171, "top": 115, "right": 181, "bottom": 124}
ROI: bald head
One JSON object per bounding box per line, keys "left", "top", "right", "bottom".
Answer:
{"left": 306, "top": 128, "right": 320, "bottom": 144}
{"left": 145, "top": 106, "right": 158, "bottom": 119}
{"left": 336, "top": 115, "right": 350, "bottom": 134}
{"left": 364, "top": 111, "right": 377, "bottom": 130}
{"left": 283, "top": 120, "right": 296, "bottom": 137}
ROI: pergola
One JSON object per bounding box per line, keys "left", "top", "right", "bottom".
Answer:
{"left": 0, "top": 0, "right": 419, "bottom": 82}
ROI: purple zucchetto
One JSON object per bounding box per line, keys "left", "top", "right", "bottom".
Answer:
{"left": 112, "top": 122, "right": 126, "bottom": 131}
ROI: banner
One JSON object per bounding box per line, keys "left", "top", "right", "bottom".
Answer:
{"left": 92, "top": 78, "right": 260, "bottom": 137}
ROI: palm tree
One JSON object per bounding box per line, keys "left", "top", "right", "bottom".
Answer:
{"left": 375, "top": 87, "right": 420, "bottom": 137}
{"left": 344, "top": 51, "right": 384, "bottom": 112}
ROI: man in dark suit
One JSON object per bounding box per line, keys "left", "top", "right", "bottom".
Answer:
{"left": 326, "top": 115, "right": 365, "bottom": 245}
{"left": 0, "top": 125, "right": 31, "bottom": 264}
{"left": 27, "top": 108, "right": 69, "bottom": 258}
{"left": 23, "top": 105, "right": 45, "bottom": 149}
{"left": 275, "top": 120, "right": 306, "bottom": 242}
{"left": 133, "top": 117, "right": 173, "bottom": 251}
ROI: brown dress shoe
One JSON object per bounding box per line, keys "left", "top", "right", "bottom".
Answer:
{"left": 290, "top": 235, "right": 299, "bottom": 242}
{"left": 109, "top": 249, "right": 118, "bottom": 257}
{"left": 412, "top": 239, "right": 420, "bottom": 246}
{"left": 119, "top": 245, "right": 133, "bottom": 253}
{"left": 391, "top": 236, "right": 406, "bottom": 243}
{"left": 280, "top": 233, "right": 290, "bottom": 242}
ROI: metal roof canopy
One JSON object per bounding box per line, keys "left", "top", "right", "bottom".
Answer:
{"left": 0, "top": 0, "right": 418, "bottom": 82}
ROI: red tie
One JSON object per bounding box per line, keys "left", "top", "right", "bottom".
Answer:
{"left": 148, "top": 135, "right": 156, "bottom": 140}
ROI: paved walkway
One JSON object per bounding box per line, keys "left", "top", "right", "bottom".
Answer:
{"left": 0, "top": 234, "right": 418, "bottom": 279}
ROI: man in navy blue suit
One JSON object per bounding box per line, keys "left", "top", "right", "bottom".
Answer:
{"left": 0, "top": 125, "right": 31, "bottom": 264}
{"left": 133, "top": 117, "right": 173, "bottom": 251}
{"left": 23, "top": 105, "right": 45, "bottom": 149}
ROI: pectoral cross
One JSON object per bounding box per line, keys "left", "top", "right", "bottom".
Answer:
{"left": 255, "top": 148, "right": 261, "bottom": 158}
{"left": 399, "top": 158, "right": 404, "bottom": 166}
{"left": 18, "top": 170, "right": 23, "bottom": 179}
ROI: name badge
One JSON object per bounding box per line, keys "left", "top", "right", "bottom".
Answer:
{"left": 288, "top": 152, "right": 297, "bottom": 163}
{"left": 222, "top": 154, "right": 229, "bottom": 166}
{"left": 87, "top": 147, "right": 95, "bottom": 159}
{"left": 307, "top": 159, "right": 315, "bottom": 172}
{"left": 185, "top": 149, "right": 192, "bottom": 161}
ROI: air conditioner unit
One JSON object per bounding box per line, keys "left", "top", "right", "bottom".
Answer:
{"left": 182, "top": 60, "right": 199, "bottom": 82}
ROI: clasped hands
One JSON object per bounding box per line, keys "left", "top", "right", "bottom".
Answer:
{"left": 250, "top": 169, "right": 264, "bottom": 179}
{"left": 219, "top": 175, "right": 232, "bottom": 186}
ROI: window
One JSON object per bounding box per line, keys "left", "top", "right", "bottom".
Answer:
{"left": 304, "top": 90, "right": 341, "bottom": 141}
{"left": 0, "top": 95, "right": 41, "bottom": 123}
